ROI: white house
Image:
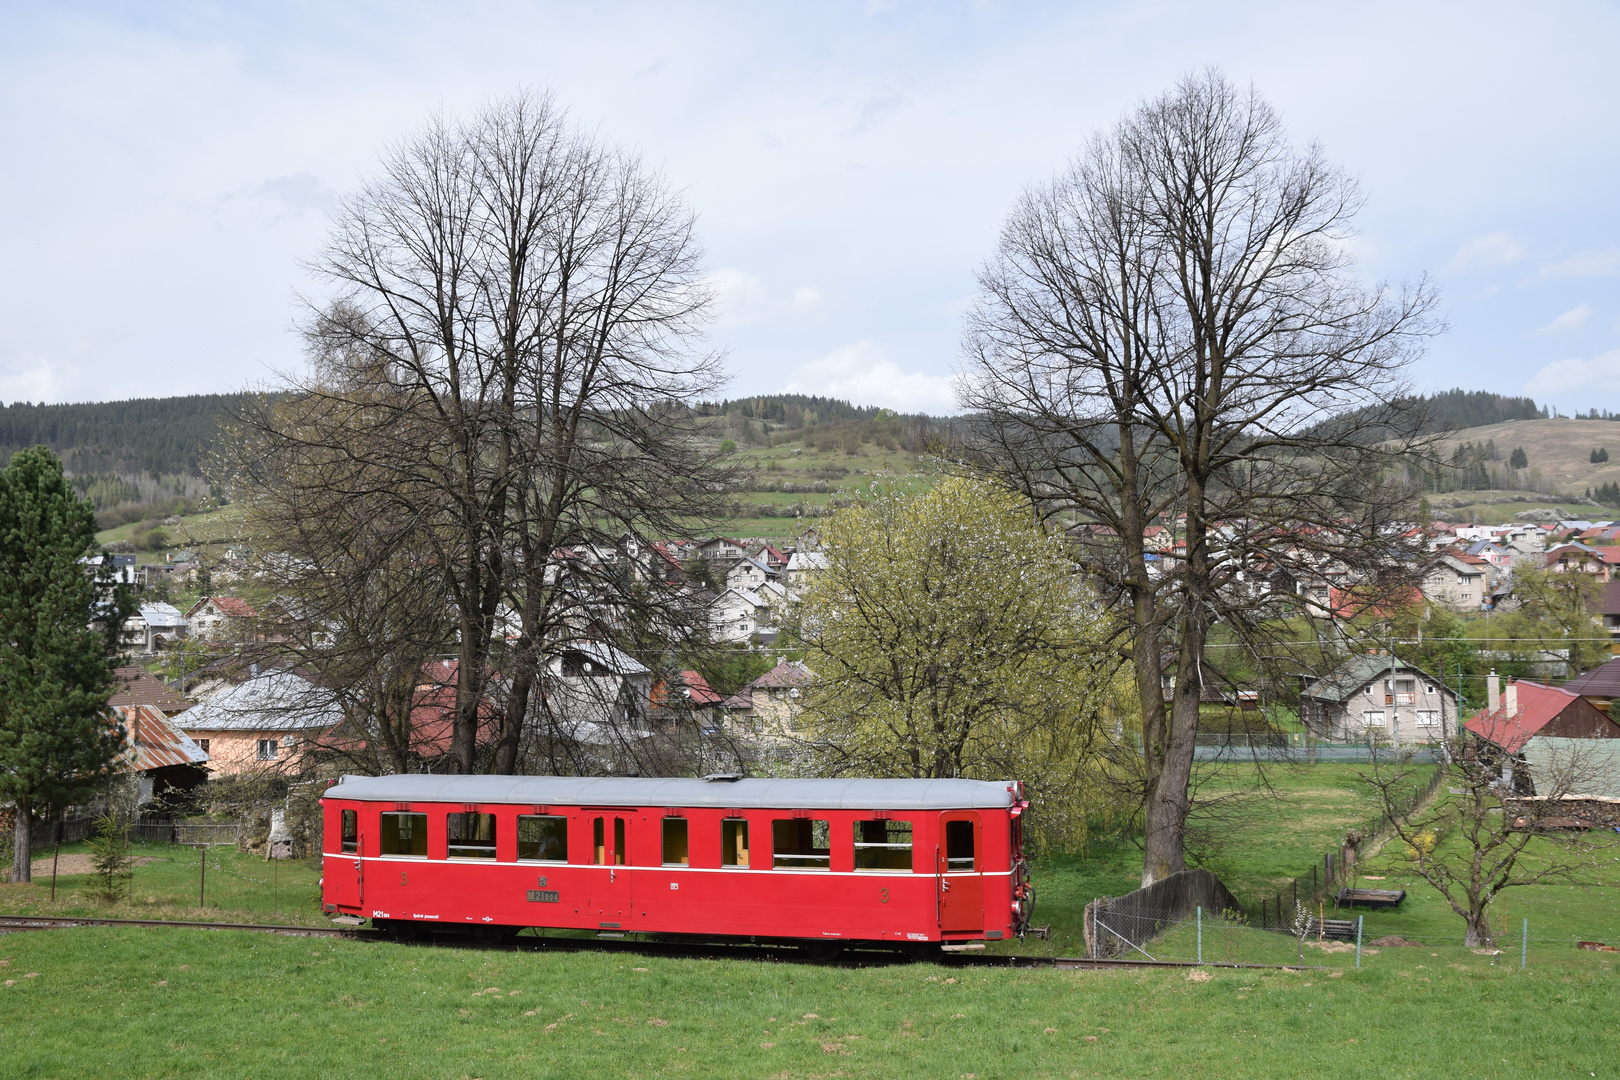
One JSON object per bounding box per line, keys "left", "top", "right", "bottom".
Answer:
{"left": 533, "top": 642, "right": 654, "bottom": 745}
{"left": 725, "top": 557, "right": 774, "bottom": 592}
{"left": 786, "top": 551, "right": 829, "bottom": 588}
{"left": 121, "top": 602, "right": 190, "bottom": 654}
{"left": 709, "top": 588, "right": 772, "bottom": 643}
{"left": 1420, "top": 555, "right": 1487, "bottom": 611}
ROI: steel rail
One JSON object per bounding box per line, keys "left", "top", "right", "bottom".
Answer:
{"left": 0, "top": 914, "right": 1325, "bottom": 970}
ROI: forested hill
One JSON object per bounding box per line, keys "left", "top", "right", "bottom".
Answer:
{"left": 709, "top": 393, "right": 911, "bottom": 425}
{"left": 1420, "top": 389, "right": 1546, "bottom": 431}
{"left": 0, "top": 395, "right": 241, "bottom": 476}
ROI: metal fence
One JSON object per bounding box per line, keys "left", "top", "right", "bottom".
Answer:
{"left": 1194, "top": 740, "right": 1441, "bottom": 763}
{"left": 1083, "top": 868, "right": 1244, "bottom": 959}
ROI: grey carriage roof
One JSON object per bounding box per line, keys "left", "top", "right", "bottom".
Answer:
{"left": 322, "top": 774, "right": 1019, "bottom": 811}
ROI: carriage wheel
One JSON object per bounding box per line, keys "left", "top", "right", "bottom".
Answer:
{"left": 906, "top": 941, "right": 942, "bottom": 962}
{"left": 801, "top": 940, "right": 845, "bottom": 963}
{"left": 470, "top": 924, "right": 515, "bottom": 946}
{"left": 382, "top": 920, "right": 421, "bottom": 943}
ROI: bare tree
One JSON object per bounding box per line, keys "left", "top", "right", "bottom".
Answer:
{"left": 1362, "top": 738, "right": 1618, "bottom": 946}
{"left": 228, "top": 90, "right": 729, "bottom": 776}
{"left": 961, "top": 70, "right": 1439, "bottom": 885}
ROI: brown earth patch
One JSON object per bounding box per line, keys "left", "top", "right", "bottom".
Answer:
{"left": 25, "top": 854, "right": 164, "bottom": 877}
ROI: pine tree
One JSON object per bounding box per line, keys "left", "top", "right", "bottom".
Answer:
{"left": 0, "top": 448, "right": 133, "bottom": 881}
{"left": 1510, "top": 446, "right": 1529, "bottom": 470}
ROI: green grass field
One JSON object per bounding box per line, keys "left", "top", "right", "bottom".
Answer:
{"left": 2, "top": 924, "right": 1617, "bottom": 1079}
{"left": 6, "top": 766, "right": 1620, "bottom": 1076}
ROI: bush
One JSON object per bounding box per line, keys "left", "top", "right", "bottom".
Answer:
{"left": 718, "top": 439, "right": 736, "bottom": 455}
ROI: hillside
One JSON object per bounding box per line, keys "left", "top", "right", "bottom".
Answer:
{"left": 1437, "top": 417, "right": 1620, "bottom": 497}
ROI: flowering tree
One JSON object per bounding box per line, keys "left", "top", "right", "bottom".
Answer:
{"left": 791, "top": 475, "right": 1129, "bottom": 847}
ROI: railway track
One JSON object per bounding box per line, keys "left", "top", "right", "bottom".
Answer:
{"left": 0, "top": 913, "right": 1320, "bottom": 970}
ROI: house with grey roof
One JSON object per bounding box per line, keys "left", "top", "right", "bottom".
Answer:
{"left": 1299, "top": 653, "right": 1458, "bottom": 744}
{"left": 120, "top": 602, "right": 190, "bottom": 655}
{"left": 1420, "top": 554, "right": 1488, "bottom": 611}
{"left": 173, "top": 668, "right": 344, "bottom": 774}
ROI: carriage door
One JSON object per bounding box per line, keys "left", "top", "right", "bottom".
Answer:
{"left": 937, "top": 812, "right": 982, "bottom": 932}
{"left": 588, "top": 815, "right": 635, "bottom": 924}
{"left": 328, "top": 808, "right": 362, "bottom": 909}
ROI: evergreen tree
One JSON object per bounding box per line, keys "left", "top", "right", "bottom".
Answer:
{"left": 0, "top": 448, "right": 132, "bottom": 881}
{"left": 1510, "top": 446, "right": 1529, "bottom": 469}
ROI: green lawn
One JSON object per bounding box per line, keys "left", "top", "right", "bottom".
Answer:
{"left": 0, "top": 840, "right": 325, "bottom": 927}
{"left": 2, "top": 925, "right": 1617, "bottom": 1078}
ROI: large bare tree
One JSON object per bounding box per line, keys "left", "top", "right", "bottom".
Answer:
{"left": 230, "top": 90, "right": 728, "bottom": 775}
{"left": 961, "top": 71, "right": 1439, "bottom": 884}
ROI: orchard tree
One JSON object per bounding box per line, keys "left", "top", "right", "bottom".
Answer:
{"left": 0, "top": 448, "right": 133, "bottom": 881}
{"left": 791, "top": 476, "right": 1129, "bottom": 847}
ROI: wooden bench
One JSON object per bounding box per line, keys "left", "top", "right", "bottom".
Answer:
{"left": 1336, "top": 887, "right": 1405, "bottom": 909}
{"left": 1307, "top": 917, "right": 1358, "bottom": 941}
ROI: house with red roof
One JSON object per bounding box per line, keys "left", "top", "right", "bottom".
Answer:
{"left": 1464, "top": 674, "right": 1620, "bottom": 794}
{"left": 1546, "top": 544, "right": 1612, "bottom": 581}
{"left": 186, "top": 596, "right": 261, "bottom": 642}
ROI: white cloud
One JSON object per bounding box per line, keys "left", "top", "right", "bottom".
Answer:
{"left": 0, "top": 355, "right": 75, "bottom": 404}
{"left": 1524, "top": 348, "right": 1620, "bottom": 397}
{"left": 708, "top": 267, "right": 770, "bottom": 325}
{"left": 1537, "top": 247, "right": 1620, "bottom": 280}
{"left": 791, "top": 286, "right": 822, "bottom": 309}
{"left": 256, "top": 173, "right": 336, "bottom": 211}
{"left": 1530, "top": 303, "right": 1593, "bottom": 336}
{"left": 1444, "top": 232, "right": 1525, "bottom": 275}
{"left": 784, "top": 341, "right": 958, "bottom": 415}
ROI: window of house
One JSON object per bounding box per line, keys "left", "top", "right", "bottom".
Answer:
{"left": 1395, "top": 679, "right": 1416, "bottom": 704}
{"left": 1362, "top": 710, "right": 1387, "bottom": 728}
{"left": 854, "top": 819, "right": 912, "bottom": 871}
{"left": 256, "top": 738, "right": 278, "bottom": 760}
{"left": 447, "top": 812, "right": 497, "bottom": 859}
{"left": 944, "top": 820, "right": 976, "bottom": 871}
{"left": 340, "top": 809, "right": 358, "bottom": 854}
{"left": 196, "top": 739, "right": 209, "bottom": 753}
{"left": 1416, "top": 710, "right": 1439, "bottom": 727}
{"left": 379, "top": 812, "right": 427, "bottom": 856}
{"left": 721, "top": 819, "right": 750, "bottom": 867}
{"left": 772, "top": 818, "right": 830, "bottom": 870}
{"left": 662, "top": 818, "right": 689, "bottom": 865}
{"left": 517, "top": 815, "right": 567, "bottom": 862}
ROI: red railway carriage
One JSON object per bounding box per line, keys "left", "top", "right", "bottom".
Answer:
{"left": 321, "top": 774, "right": 1031, "bottom": 952}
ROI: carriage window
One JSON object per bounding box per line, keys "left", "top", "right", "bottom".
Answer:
{"left": 721, "top": 819, "right": 750, "bottom": 867}
{"left": 592, "top": 816, "right": 627, "bottom": 865}
{"left": 854, "top": 819, "right": 911, "bottom": 871}
{"left": 944, "top": 819, "right": 975, "bottom": 871}
{"left": 379, "top": 812, "right": 426, "bottom": 856}
{"left": 772, "top": 818, "right": 830, "bottom": 870}
{"left": 517, "top": 815, "right": 568, "bottom": 862}
{"left": 662, "top": 818, "right": 689, "bottom": 865}
{"left": 447, "top": 812, "right": 497, "bottom": 859}
{"left": 340, "top": 809, "right": 358, "bottom": 854}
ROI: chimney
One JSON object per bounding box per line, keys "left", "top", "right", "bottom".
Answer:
{"left": 1487, "top": 670, "right": 1500, "bottom": 714}
{"left": 1505, "top": 679, "right": 1518, "bottom": 718}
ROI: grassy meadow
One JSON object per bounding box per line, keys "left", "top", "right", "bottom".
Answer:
{"left": 4, "top": 923, "right": 1619, "bottom": 1079}
{"left": 5, "top": 763, "right": 1620, "bottom": 1076}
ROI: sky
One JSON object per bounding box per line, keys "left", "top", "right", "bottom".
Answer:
{"left": 1, "top": 2, "right": 1617, "bottom": 416}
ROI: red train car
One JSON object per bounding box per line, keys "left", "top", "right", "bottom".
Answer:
{"left": 321, "top": 774, "right": 1031, "bottom": 954}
